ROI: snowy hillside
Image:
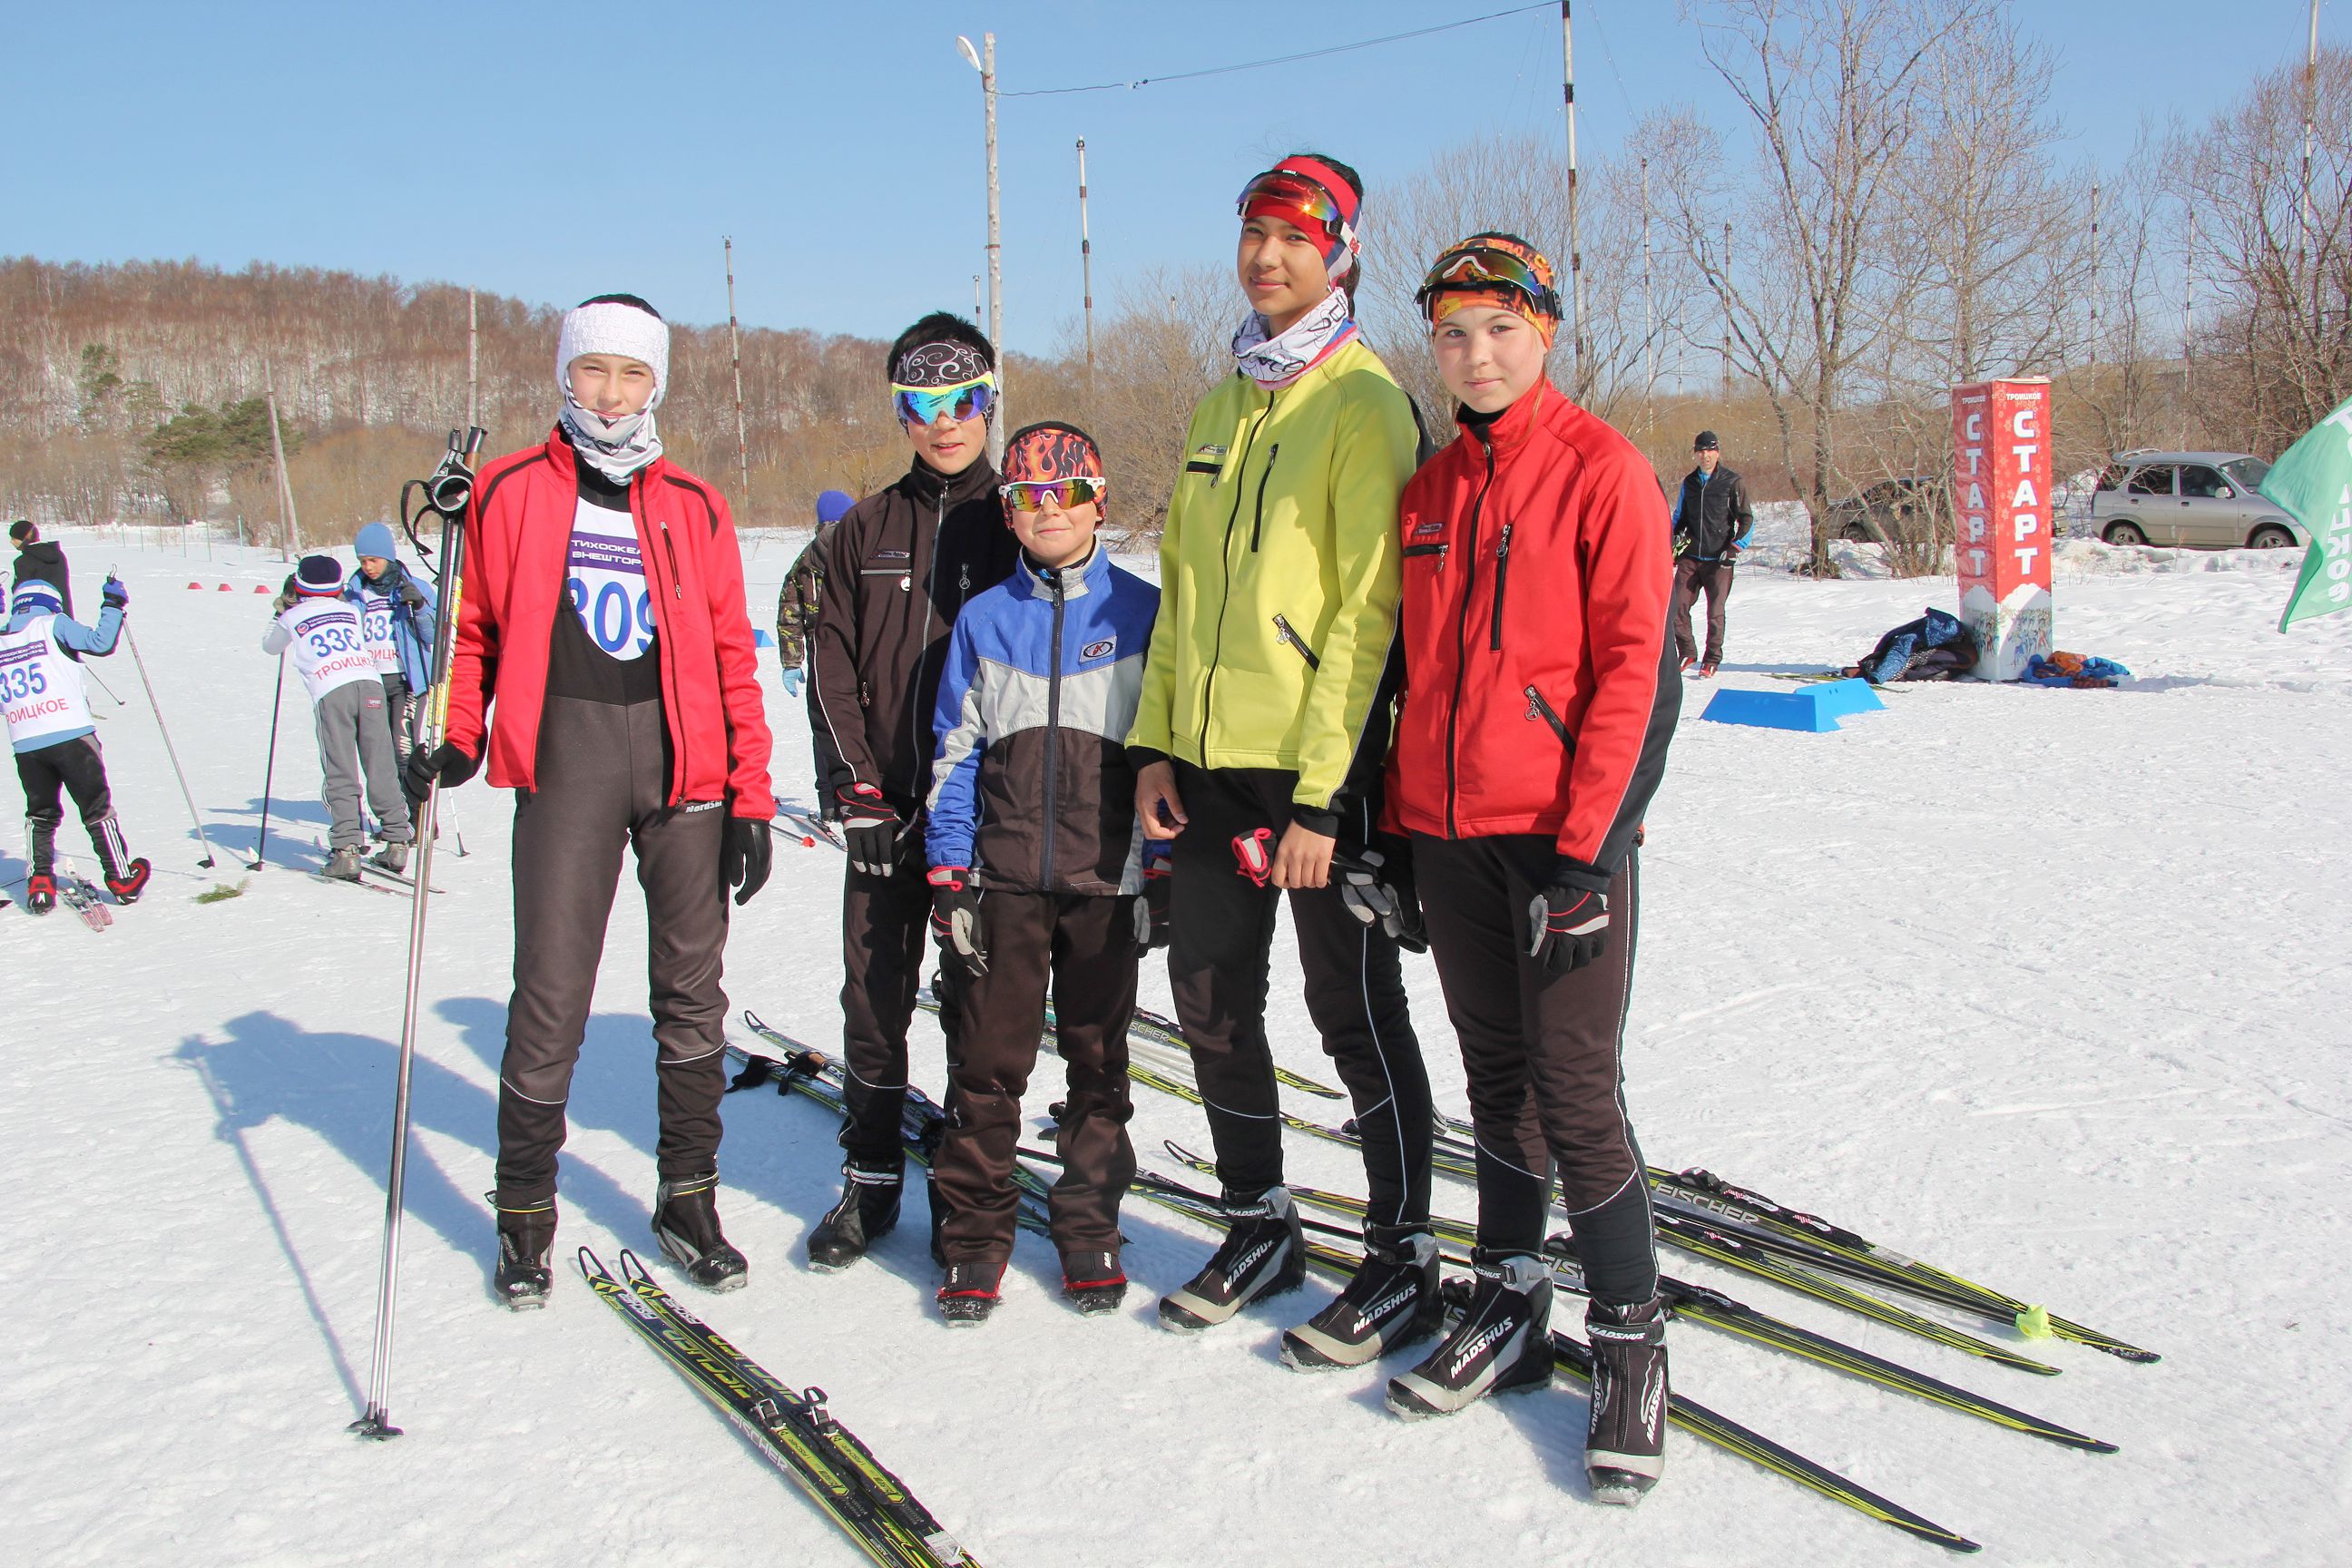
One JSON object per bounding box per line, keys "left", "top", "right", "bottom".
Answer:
{"left": 5, "top": 530, "right": 2347, "bottom": 1566}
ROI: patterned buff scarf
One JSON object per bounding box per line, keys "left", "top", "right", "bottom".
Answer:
{"left": 1231, "top": 288, "right": 1357, "bottom": 392}
{"left": 556, "top": 299, "right": 671, "bottom": 485}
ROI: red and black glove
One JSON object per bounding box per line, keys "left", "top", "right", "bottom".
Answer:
{"left": 1527, "top": 867, "right": 1610, "bottom": 974}
{"left": 927, "top": 865, "right": 988, "bottom": 979}
{"left": 836, "top": 783, "right": 903, "bottom": 877}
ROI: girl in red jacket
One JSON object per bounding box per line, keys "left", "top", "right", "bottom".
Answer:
{"left": 1377, "top": 236, "right": 1681, "bottom": 1505}
{"left": 408, "top": 294, "right": 775, "bottom": 1308}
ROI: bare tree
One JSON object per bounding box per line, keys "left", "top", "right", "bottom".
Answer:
{"left": 2172, "top": 44, "right": 2352, "bottom": 455}
{"left": 1647, "top": 0, "right": 1994, "bottom": 574}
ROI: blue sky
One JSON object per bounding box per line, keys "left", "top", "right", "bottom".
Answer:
{"left": 13, "top": 1, "right": 2344, "bottom": 352}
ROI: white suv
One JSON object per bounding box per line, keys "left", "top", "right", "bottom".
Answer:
{"left": 2087, "top": 450, "right": 2303, "bottom": 549}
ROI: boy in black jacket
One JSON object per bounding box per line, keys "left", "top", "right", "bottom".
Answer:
{"left": 804, "top": 313, "right": 1023, "bottom": 1269}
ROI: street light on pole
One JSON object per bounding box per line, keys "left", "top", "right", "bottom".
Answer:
{"left": 956, "top": 32, "right": 1004, "bottom": 466}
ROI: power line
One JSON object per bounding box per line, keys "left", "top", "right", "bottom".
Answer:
{"left": 1000, "top": 3, "right": 1553, "bottom": 98}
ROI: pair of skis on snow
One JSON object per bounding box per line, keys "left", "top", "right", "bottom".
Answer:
{"left": 579, "top": 1246, "right": 979, "bottom": 1568}
{"left": 731, "top": 1010, "right": 1989, "bottom": 1553}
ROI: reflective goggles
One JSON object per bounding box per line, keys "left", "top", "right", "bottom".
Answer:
{"left": 892, "top": 375, "right": 996, "bottom": 426}
{"left": 1415, "top": 247, "right": 1562, "bottom": 320}
{"left": 1236, "top": 171, "right": 1347, "bottom": 237}
{"left": 1000, "top": 476, "right": 1106, "bottom": 511}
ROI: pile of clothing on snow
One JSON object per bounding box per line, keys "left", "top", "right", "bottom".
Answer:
{"left": 2021, "top": 651, "right": 2132, "bottom": 689}
{"left": 1842, "top": 607, "right": 1978, "bottom": 684}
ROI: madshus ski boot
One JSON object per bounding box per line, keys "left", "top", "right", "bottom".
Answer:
{"left": 493, "top": 1195, "right": 558, "bottom": 1309}
{"left": 1159, "top": 1185, "right": 1305, "bottom": 1331}
{"left": 1282, "top": 1223, "right": 1441, "bottom": 1369}
{"left": 806, "top": 1156, "right": 904, "bottom": 1271}
{"left": 1387, "top": 1250, "right": 1554, "bottom": 1418}
{"left": 652, "top": 1172, "right": 748, "bottom": 1291}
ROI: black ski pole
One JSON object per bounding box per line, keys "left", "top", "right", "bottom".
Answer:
{"left": 352, "top": 425, "right": 484, "bottom": 1442}
{"left": 251, "top": 651, "right": 287, "bottom": 872}
{"left": 122, "top": 621, "right": 220, "bottom": 869}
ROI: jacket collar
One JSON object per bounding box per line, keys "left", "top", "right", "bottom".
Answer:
{"left": 1011, "top": 538, "right": 1104, "bottom": 602}
{"left": 902, "top": 454, "right": 1001, "bottom": 509}
{"left": 1455, "top": 379, "right": 1554, "bottom": 459}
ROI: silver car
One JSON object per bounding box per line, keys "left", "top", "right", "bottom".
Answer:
{"left": 2087, "top": 450, "right": 2305, "bottom": 549}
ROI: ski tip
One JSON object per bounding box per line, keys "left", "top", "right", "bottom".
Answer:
{"left": 576, "top": 1245, "right": 610, "bottom": 1280}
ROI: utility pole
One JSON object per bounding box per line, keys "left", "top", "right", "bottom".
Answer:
{"left": 1078, "top": 136, "right": 1096, "bottom": 402}
{"left": 1559, "top": 2, "right": 1588, "bottom": 397}
{"left": 975, "top": 275, "right": 984, "bottom": 321}
{"left": 466, "top": 289, "right": 479, "bottom": 436}
{"left": 2304, "top": 0, "right": 2320, "bottom": 322}
{"left": 2088, "top": 181, "right": 2102, "bottom": 374}
{"left": 958, "top": 33, "right": 1004, "bottom": 465}
{"left": 724, "top": 237, "right": 752, "bottom": 514}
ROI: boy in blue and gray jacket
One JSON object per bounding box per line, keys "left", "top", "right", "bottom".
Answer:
{"left": 923, "top": 421, "right": 1164, "bottom": 1326}
{"left": 3, "top": 576, "right": 147, "bottom": 912}
{"left": 344, "top": 521, "right": 437, "bottom": 804}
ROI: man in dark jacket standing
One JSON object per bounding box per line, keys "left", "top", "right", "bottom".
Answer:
{"left": 805, "top": 312, "right": 1022, "bottom": 1269}
{"left": 11, "top": 520, "right": 74, "bottom": 619}
{"left": 1670, "top": 431, "right": 1750, "bottom": 677}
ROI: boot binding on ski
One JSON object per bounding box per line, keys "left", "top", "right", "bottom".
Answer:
{"left": 652, "top": 1172, "right": 748, "bottom": 1292}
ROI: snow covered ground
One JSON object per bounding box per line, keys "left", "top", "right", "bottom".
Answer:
{"left": 6, "top": 529, "right": 2349, "bottom": 1566}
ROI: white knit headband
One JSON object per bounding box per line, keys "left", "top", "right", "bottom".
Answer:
{"left": 556, "top": 300, "right": 670, "bottom": 405}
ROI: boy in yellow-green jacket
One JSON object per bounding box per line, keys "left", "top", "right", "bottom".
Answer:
{"left": 1129, "top": 152, "right": 1436, "bottom": 1367}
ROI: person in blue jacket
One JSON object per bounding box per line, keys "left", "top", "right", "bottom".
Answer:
{"left": 344, "top": 520, "right": 438, "bottom": 803}
{"left": 922, "top": 421, "right": 1166, "bottom": 1326}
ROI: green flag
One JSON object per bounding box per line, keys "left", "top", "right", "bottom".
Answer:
{"left": 2259, "top": 395, "right": 2352, "bottom": 631}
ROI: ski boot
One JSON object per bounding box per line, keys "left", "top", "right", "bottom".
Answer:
{"left": 492, "top": 1195, "right": 557, "bottom": 1309}
{"left": 936, "top": 1261, "right": 1004, "bottom": 1326}
{"left": 323, "top": 846, "right": 364, "bottom": 882}
{"left": 1282, "top": 1223, "right": 1441, "bottom": 1370}
{"left": 93, "top": 817, "right": 150, "bottom": 904}
{"left": 806, "top": 1157, "right": 903, "bottom": 1271}
{"left": 25, "top": 820, "right": 56, "bottom": 914}
{"left": 1159, "top": 1186, "right": 1305, "bottom": 1332}
{"left": 1059, "top": 1249, "right": 1127, "bottom": 1316}
{"left": 24, "top": 873, "right": 55, "bottom": 916}
{"left": 1585, "top": 1295, "right": 1670, "bottom": 1504}
{"left": 369, "top": 839, "right": 410, "bottom": 876}
{"left": 652, "top": 1172, "right": 749, "bottom": 1292}
{"left": 1387, "top": 1250, "right": 1553, "bottom": 1420}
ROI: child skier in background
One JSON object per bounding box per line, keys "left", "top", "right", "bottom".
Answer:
{"left": 775, "top": 487, "right": 857, "bottom": 696}
{"left": 264, "top": 554, "right": 413, "bottom": 880}
{"left": 924, "top": 422, "right": 1163, "bottom": 1324}
{"left": 345, "top": 520, "right": 437, "bottom": 803}
{"left": 3, "top": 575, "right": 146, "bottom": 913}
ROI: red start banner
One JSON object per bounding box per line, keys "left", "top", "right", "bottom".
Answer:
{"left": 1951, "top": 377, "right": 2054, "bottom": 680}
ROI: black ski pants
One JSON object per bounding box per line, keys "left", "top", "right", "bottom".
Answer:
{"left": 16, "top": 734, "right": 122, "bottom": 871}
{"left": 1671, "top": 557, "right": 1733, "bottom": 666}
{"left": 935, "top": 890, "right": 1137, "bottom": 1265}
{"left": 495, "top": 695, "right": 730, "bottom": 1207}
{"left": 1167, "top": 762, "right": 1430, "bottom": 1227}
{"left": 1415, "top": 834, "right": 1658, "bottom": 1306}
{"left": 837, "top": 825, "right": 963, "bottom": 1166}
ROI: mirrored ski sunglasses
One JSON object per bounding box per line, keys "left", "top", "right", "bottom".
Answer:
{"left": 1415, "top": 245, "right": 1562, "bottom": 319}
{"left": 1236, "top": 171, "right": 1346, "bottom": 233}
{"left": 1000, "top": 477, "right": 1106, "bottom": 511}
{"left": 892, "top": 375, "right": 997, "bottom": 427}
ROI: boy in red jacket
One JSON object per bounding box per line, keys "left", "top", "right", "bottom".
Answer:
{"left": 1376, "top": 236, "right": 1681, "bottom": 1505}
{"left": 407, "top": 293, "right": 775, "bottom": 1308}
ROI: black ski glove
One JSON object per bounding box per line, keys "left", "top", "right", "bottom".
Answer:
{"left": 926, "top": 866, "right": 988, "bottom": 979}
{"left": 1527, "top": 867, "right": 1610, "bottom": 974}
{"left": 405, "top": 740, "right": 480, "bottom": 799}
{"left": 722, "top": 816, "right": 771, "bottom": 906}
{"left": 1334, "top": 836, "right": 1427, "bottom": 954}
{"left": 1132, "top": 840, "right": 1173, "bottom": 951}
{"left": 398, "top": 576, "right": 428, "bottom": 610}
{"left": 836, "top": 782, "right": 903, "bottom": 877}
